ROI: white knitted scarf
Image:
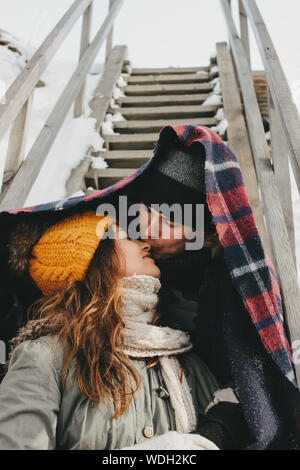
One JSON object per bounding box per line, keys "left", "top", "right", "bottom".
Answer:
{"left": 120, "top": 274, "right": 197, "bottom": 434}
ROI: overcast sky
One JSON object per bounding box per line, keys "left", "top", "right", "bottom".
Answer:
{"left": 1, "top": 0, "right": 300, "bottom": 85}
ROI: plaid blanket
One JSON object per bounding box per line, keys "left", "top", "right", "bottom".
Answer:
{"left": 0, "top": 124, "right": 299, "bottom": 447}
{"left": 2, "top": 124, "right": 296, "bottom": 387}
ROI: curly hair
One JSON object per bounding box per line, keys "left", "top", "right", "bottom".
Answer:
{"left": 8, "top": 236, "right": 141, "bottom": 420}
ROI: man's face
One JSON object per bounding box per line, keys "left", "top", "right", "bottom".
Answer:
{"left": 138, "top": 203, "right": 194, "bottom": 259}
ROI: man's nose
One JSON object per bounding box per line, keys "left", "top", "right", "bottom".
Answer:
{"left": 139, "top": 211, "right": 159, "bottom": 240}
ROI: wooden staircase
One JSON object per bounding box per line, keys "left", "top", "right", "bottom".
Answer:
{"left": 0, "top": 0, "right": 299, "bottom": 383}
{"left": 85, "top": 62, "right": 222, "bottom": 191}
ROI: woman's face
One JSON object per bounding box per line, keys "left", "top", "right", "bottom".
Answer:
{"left": 113, "top": 225, "right": 161, "bottom": 278}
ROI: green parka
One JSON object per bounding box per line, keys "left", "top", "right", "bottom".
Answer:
{"left": 0, "top": 334, "right": 219, "bottom": 450}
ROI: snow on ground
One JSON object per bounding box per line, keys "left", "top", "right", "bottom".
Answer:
{"left": 0, "top": 30, "right": 106, "bottom": 207}
{"left": 202, "top": 94, "right": 222, "bottom": 106}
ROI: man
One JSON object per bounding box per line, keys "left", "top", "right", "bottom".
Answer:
{"left": 133, "top": 142, "right": 251, "bottom": 449}
{"left": 131, "top": 129, "right": 299, "bottom": 450}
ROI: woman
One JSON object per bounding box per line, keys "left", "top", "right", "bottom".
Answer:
{"left": 0, "top": 210, "right": 244, "bottom": 450}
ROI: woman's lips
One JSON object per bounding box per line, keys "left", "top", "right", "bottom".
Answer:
{"left": 143, "top": 254, "right": 154, "bottom": 260}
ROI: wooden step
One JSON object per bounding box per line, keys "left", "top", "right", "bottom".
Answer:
{"left": 125, "top": 83, "right": 213, "bottom": 96}
{"left": 113, "top": 117, "right": 218, "bottom": 134}
{"left": 131, "top": 66, "right": 209, "bottom": 75}
{"left": 85, "top": 168, "right": 135, "bottom": 189}
{"left": 104, "top": 133, "right": 158, "bottom": 150}
{"left": 100, "top": 154, "right": 150, "bottom": 168}
{"left": 111, "top": 105, "right": 219, "bottom": 121}
{"left": 93, "top": 150, "right": 151, "bottom": 159}
{"left": 127, "top": 73, "right": 210, "bottom": 85}
{"left": 117, "top": 93, "right": 211, "bottom": 107}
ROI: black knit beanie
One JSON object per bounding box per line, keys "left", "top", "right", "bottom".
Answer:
{"left": 139, "top": 142, "right": 214, "bottom": 232}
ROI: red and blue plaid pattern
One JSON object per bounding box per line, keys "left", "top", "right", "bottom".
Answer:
{"left": 1, "top": 124, "right": 296, "bottom": 387}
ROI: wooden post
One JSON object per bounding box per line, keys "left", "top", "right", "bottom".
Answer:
{"left": 0, "top": 0, "right": 124, "bottom": 211}
{"left": 74, "top": 2, "right": 93, "bottom": 117}
{"left": 3, "top": 92, "right": 34, "bottom": 184}
{"left": 220, "top": 0, "right": 300, "bottom": 385}
{"left": 241, "top": 0, "right": 300, "bottom": 195}
{"left": 239, "top": 0, "right": 250, "bottom": 66}
{"left": 0, "top": 0, "right": 93, "bottom": 143}
{"left": 268, "top": 87, "right": 297, "bottom": 270}
{"left": 105, "top": 0, "right": 115, "bottom": 62}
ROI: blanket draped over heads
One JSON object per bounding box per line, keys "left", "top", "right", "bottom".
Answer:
{"left": 0, "top": 124, "right": 299, "bottom": 449}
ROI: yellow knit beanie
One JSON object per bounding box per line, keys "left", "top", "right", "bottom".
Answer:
{"left": 29, "top": 211, "right": 114, "bottom": 295}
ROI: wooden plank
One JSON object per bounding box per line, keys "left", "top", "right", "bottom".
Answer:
{"left": 239, "top": 0, "right": 250, "bottom": 65}
{"left": 216, "top": 42, "right": 271, "bottom": 258}
{"left": 0, "top": 1, "right": 125, "bottom": 210}
{"left": 100, "top": 155, "right": 150, "bottom": 168}
{"left": 220, "top": 0, "right": 300, "bottom": 384}
{"left": 242, "top": 0, "right": 300, "bottom": 193}
{"left": 74, "top": 2, "right": 93, "bottom": 117}
{"left": 268, "top": 87, "right": 296, "bottom": 267}
{"left": 118, "top": 93, "right": 211, "bottom": 107}
{"left": 87, "top": 168, "right": 134, "bottom": 177}
{"left": 131, "top": 66, "right": 209, "bottom": 75}
{"left": 105, "top": 0, "right": 115, "bottom": 62}
{"left": 125, "top": 83, "right": 213, "bottom": 96}
{"left": 104, "top": 133, "right": 158, "bottom": 151}
{"left": 113, "top": 117, "right": 218, "bottom": 134}
{"left": 85, "top": 168, "right": 134, "bottom": 189}
{"left": 112, "top": 105, "right": 220, "bottom": 120}
{"left": 67, "top": 46, "right": 127, "bottom": 195}
{"left": 3, "top": 92, "right": 34, "bottom": 184}
{"left": 0, "top": 0, "right": 94, "bottom": 143}
{"left": 92, "top": 150, "right": 151, "bottom": 158}
{"left": 127, "top": 73, "right": 210, "bottom": 85}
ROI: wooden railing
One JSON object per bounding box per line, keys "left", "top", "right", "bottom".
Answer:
{"left": 220, "top": 0, "right": 300, "bottom": 384}
{"left": 0, "top": 0, "right": 124, "bottom": 210}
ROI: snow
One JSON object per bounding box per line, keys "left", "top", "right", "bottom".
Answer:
{"left": 105, "top": 112, "right": 126, "bottom": 122}
{"left": 124, "top": 64, "right": 132, "bottom": 75}
{"left": 210, "top": 65, "right": 219, "bottom": 74}
{"left": 202, "top": 94, "right": 222, "bottom": 106}
{"left": 211, "top": 118, "right": 228, "bottom": 137}
{"left": 210, "top": 50, "right": 217, "bottom": 60}
{"left": 117, "top": 75, "right": 127, "bottom": 88}
{"left": 215, "top": 108, "right": 224, "bottom": 121}
{"left": 0, "top": 30, "right": 106, "bottom": 206}
{"left": 89, "top": 62, "right": 104, "bottom": 76}
{"left": 196, "top": 70, "right": 208, "bottom": 76}
{"left": 213, "top": 81, "right": 221, "bottom": 95}
{"left": 25, "top": 116, "right": 104, "bottom": 206}
{"left": 211, "top": 77, "right": 220, "bottom": 85}
{"left": 110, "top": 98, "right": 117, "bottom": 109}
{"left": 90, "top": 155, "right": 108, "bottom": 170}
{"left": 101, "top": 120, "right": 119, "bottom": 136}
{"left": 112, "top": 85, "right": 125, "bottom": 100}
{"left": 0, "top": 45, "right": 27, "bottom": 91}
